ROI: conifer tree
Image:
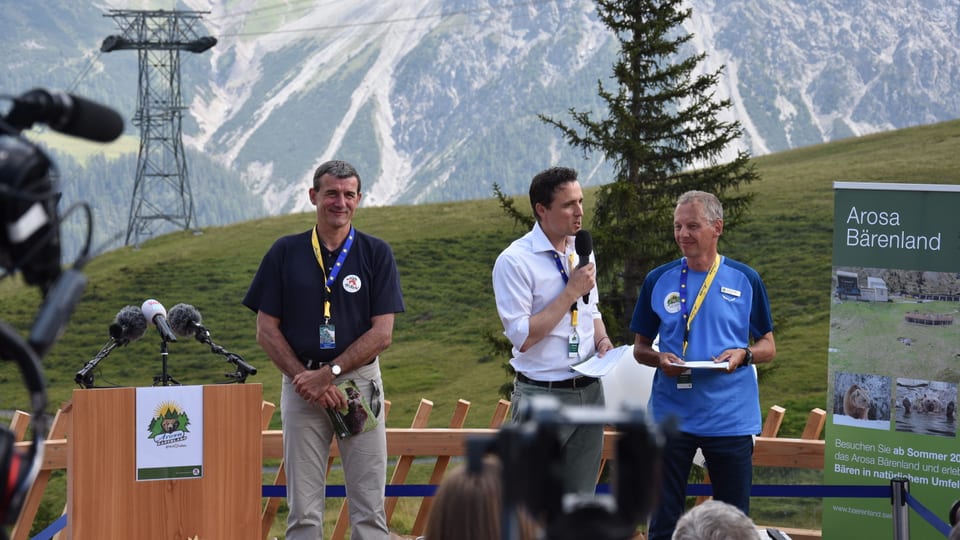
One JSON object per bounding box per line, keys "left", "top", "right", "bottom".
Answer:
{"left": 540, "top": 0, "right": 760, "bottom": 337}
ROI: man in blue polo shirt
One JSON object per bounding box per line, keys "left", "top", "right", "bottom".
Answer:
{"left": 631, "top": 190, "right": 776, "bottom": 540}
{"left": 243, "top": 160, "right": 404, "bottom": 540}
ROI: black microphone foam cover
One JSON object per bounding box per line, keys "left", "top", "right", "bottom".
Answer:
{"left": 11, "top": 89, "right": 124, "bottom": 143}
{"left": 110, "top": 305, "right": 148, "bottom": 342}
{"left": 575, "top": 229, "right": 593, "bottom": 267}
{"left": 575, "top": 229, "right": 594, "bottom": 305}
{"left": 168, "top": 303, "right": 202, "bottom": 338}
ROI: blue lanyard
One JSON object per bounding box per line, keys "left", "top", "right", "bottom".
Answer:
{"left": 551, "top": 251, "right": 569, "bottom": 283}
{"left": 311, "top": 226, "right": 355, "bottom": 321}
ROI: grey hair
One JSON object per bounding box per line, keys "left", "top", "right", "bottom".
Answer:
{"left": 677, "top": 190, "right": 723, "bottom": 223}
{"left": 671, "top": 500, "right": 757, "bottom": 540}
{"left": 313, "top": 160, "right": 361, "bottom": 192}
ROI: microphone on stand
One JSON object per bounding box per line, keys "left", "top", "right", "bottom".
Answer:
{"left": 168, "top": 303, "right": 258, "bottom": 381}
{"left": 141, "top": 299, "right": 178, "bottom": 342}
{"left": 75, "top": 306, "right": 148, "bottom": 387}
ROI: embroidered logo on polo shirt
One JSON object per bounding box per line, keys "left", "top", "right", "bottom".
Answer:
{"left": 343, "top": 274, "right": 362, "bottom": 293}
{"left": 664, "top": 292, "right": 681, "bottom": 314}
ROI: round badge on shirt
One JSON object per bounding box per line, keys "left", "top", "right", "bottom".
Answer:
{"left": 664, "top": 292, "right": 681, "bottom": 314}
{"left": 343, "top": 274, "right": 362, "bottom": 293}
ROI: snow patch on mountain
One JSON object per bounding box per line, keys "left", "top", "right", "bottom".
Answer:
{"left": 101, "top": 0, "right": 960, "bottom": 213}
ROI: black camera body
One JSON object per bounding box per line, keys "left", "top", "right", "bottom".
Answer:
{"left": 1, "top": 87, "right": 119, "bottom": 531}
{"left": 0, "top": 133, "right": 60, "bottom": 294}
{"left": 477, "top": 395, "right": 670, "bottom": 540}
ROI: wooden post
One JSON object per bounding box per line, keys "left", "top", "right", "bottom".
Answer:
{"left": 762, "top": 405, "right": 787, "bottom": 437}
{"left": 410, "top": 400, "right": 471, "bottom": 535}
{"left": 489, "top": 399, "right": 511, "bottom": 428}
{"left": 12, "top": 407, "right": 69, "bottom": 540}
{"left": 384, "top": 399, "right": 434, "bottom": 521}
{"left": 259, "top": 401, "right": 280, "bottom": 540}
{"left": 801, "top": 408, "right": 826, "bottom": 440}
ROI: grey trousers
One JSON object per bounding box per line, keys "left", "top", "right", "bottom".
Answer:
{"left": 280, "top": 360, "right": 388, "bottom": 540}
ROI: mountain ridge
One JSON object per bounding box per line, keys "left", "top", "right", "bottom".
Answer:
{"left": 3, "top": 0, "right": 958, "bottom": 240}
{"left": 177, "top": 0, "right": 960, "bottom": 209}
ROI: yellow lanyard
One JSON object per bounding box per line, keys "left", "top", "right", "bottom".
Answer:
{"left": 568, "top": 253, "right": 579, "bottom": 327}
{"left": 310, "top": 226, "right": 354, "bottom": 322}
{"left": 681, "top": 254, "right": 721, "bottom": 358}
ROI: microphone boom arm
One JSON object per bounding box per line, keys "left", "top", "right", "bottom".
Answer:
{"left": 192, "top": 327, "right": 257, "bottom": 383}
{"left": 76, "top": 338, "right": 122, "bottom": 388}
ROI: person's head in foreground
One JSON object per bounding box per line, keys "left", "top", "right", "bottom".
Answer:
{"left": 423, "top": 455, "right": 538, "bottom": 540}
{"left": 672, "top": 500, "right": 757, "bottom": 540}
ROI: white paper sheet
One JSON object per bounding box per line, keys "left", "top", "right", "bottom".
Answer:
{"left": 571, "top": 344, "right": 634, "bottom": 377}
{"left": 668, "top": 360, "right": 730, "bottom": 370}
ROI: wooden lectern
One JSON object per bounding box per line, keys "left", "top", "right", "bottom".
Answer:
{"left": 68, "top": 384, "right": 263, "bottom": 539}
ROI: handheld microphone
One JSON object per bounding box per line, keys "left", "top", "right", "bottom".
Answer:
{"left": 575, "top": 229, "right": 593, "bottom": 305}
{"left": 168, "top": 303, "right": 258, "bottom": 377}
{"left": 3, "top": 88, "right": 124, "bottom": 143}
{"left": 75, "top": 306, "right": 148, "bottom": 387}
{"left": 141, "top": 299, "right": 178, "bottom": 343}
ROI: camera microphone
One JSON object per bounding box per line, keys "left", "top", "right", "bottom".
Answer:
{"left": 4, "top": 88, "right": 124, "bottom": 143}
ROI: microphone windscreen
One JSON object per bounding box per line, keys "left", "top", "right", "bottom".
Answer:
{"left": 575, "top": 229, "right": 593, "bottom": 258}
{"left": 168, "top": 303, "right": 202, "bottom": 337}
{"left": 111, "top": 305, "right": 148, "bottom": 342}
{"left": 58, "top": 91, "right": 124, "bottom": 143}
{"left": 15, "top": 89, "right": 124, "bottom": 143}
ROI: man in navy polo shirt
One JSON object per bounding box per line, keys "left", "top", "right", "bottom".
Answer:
{"left": 244, "top": 160, "right": 404, "bottom": 540}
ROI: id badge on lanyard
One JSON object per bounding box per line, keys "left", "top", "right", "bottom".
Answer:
{"left": 677, "top": 255, "right": 721, "bottom": 390}
{"left": 568, "top": 324, "right": 580, "bottom": 359}
{"left": 319, "top": 323, "right": 336, "bottom": 350}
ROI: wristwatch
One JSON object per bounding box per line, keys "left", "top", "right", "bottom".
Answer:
{"left": 740, "top": 347, "right": 753, "bottom": 368}
{"left": 327, "top": 363, "right": 342, "bottom": 376}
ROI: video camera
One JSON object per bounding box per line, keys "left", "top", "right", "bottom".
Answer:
{"left": 471, "top": 395, "right": 671, "bottom": 540}
{"left": 0, "top": 87, "right": 121, "bottom": 531}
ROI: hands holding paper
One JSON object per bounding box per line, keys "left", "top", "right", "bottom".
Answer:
{"left": 668, "top": 359, "right": 731, "bottom": 371}
{"left": 572, "top": 344, "right": 633, "bottom": 377}
{"left": 633, "top": 336, "right": 737, "bottom": 376}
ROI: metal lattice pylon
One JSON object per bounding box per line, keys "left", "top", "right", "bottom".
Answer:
{"left": 101, "top": 9, "right": 216, "bottom": 246}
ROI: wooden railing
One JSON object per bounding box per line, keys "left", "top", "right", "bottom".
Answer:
{"left": 9, "top": 400, "right": 826, "bottom": 540}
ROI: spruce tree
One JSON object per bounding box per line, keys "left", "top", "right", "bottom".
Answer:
{"left": 540, "top": 0, "right": 760, "bottom": 338}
